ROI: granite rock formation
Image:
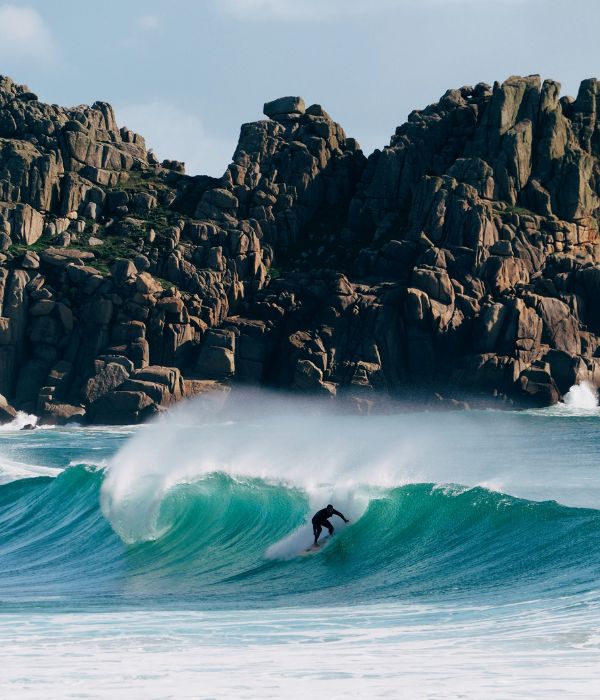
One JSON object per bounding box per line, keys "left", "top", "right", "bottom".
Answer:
{"left": 0, "top": 74, "right": 600, "bottom": 423}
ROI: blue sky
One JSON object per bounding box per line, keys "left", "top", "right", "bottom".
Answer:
{"left": 1, "top": 0, "right": 599, "bottom": 176}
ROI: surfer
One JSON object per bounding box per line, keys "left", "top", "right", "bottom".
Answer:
{"left": 311, "top": 504, "right": 349, "bottom": 546}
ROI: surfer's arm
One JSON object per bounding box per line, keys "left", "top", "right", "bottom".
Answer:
{"left": 332, "top": 509, "right": 349, "bottom": 523}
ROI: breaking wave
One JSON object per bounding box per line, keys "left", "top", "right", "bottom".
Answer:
{"left": 2, "top": 389, "right": 600, "bottom": 608}
{"left": 0, "top": 464, "right": 598, "bottom": 607}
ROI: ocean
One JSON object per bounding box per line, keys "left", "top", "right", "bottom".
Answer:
{"left": 1, "top": 387, "right": 600, "bottom": 699}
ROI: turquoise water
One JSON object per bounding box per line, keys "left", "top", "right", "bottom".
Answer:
{"left": 1, "top": 392, "right": 600, "bottom": 697}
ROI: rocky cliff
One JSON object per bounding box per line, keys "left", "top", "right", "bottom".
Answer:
{"left": 0, "top": 74, "right": 600, "bottom": 423}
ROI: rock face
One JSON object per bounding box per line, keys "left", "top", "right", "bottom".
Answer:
{"left": 2, "top": 72, "right": 600, "bottom": 422}
{"left": 0, "top": 392, "right": 16, "bottom": 424}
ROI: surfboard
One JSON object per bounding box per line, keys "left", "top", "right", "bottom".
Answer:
{"left": 300, "top": 535, "right": 331, "bottom": 556}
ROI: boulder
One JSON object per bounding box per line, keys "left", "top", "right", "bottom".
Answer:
{"left": 40, "top": 248, "right": 95, "bottom": 266}
{"left": 29, "top": 299, "right": 56, "bottom": 316}
{"left": 21, "top": 250, "right": 40, "bottom": 269}
{"left": 412, "top": 267, "right": 454, "bottom": 305}
{"left": 130, "top": 191, "right": 157, "bottom": 214}
{"left": 196, "top": 345, "right": 235, "bottom": 379}
{"left": 111, "top": 259, "right": 137, "bottom": 284}
{"left": 478, "top": 303, "right": 508, "bottom": 352}
{"left": 0, "top": 393, "right": 16, "bottom": 424}
{"left": 118, "top": 379, "right": 169, "bottom": 404}
{"left": 83, "top": 361, "right": 130, "bottom": 403}
{"left": 39, "top": 402, "right": 85, "bottom": 426}
{"left": 535, "top": 296, "right": 580, "bottom": 355}
{"left": 518, "top": 364, "right": 560, "bottom": 406}
{"left": 543, "top": 349, "right": 580, "bottom": 395}
{"left": 293, "top": 358, "right": 323, "bottom": 389}
{"left": 203, "top": 188, "right": 238, "bottom": 210}
{"left": 88, "top": 390, "right": 155, "bottom": 425}
{"left": 12, "top": 204, "right": 44, "bottom": 245}
{"left": 483, "top": 255, "right": 530, "bottom": 294}
{"left": 133, "top": 365, "right": 183, "bottom": 398}
{"left": 263, "top": 96, "right": 306, "bottom": 118}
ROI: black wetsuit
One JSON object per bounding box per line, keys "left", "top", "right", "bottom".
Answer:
{"left": 311, "top": 507, "right": 348, "bottom": 545}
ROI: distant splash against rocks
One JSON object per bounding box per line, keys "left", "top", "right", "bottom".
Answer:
{"left": 0, "top": 74, "right": 600, "bottom": 423}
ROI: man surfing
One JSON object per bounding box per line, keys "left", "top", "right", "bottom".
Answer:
{"left": 311, "top": 504, "right": 349, "bottom": 546}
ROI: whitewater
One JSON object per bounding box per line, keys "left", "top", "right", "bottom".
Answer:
{"left": 1, "top": 387, "right": 600, "bottom": 698}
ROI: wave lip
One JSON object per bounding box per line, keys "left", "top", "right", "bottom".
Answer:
{"left": 0, "top": 457, "right": 61, "bottom": 485}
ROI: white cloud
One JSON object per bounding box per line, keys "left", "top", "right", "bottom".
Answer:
{"left": 137, "top": 14, "right": 160, "bottom": 31}
{"left": 0, "top": 4, "right": 57, "bottom": 61}
{"left": 116, "top": 101, "right": 235, "bottom": 178}
{"left": 215, "top": 0, "right": 396, "bottom": 21}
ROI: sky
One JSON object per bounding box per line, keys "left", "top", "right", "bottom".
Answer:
{"left": 1, "top": 0, "right": 599, "bottom": 177}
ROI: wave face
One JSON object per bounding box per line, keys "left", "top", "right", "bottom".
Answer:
{"left": 1, "top": 465, "right": 600, "bottom": 608}
{"left": 2, "top": 390, "right": 600, "bottom": 610}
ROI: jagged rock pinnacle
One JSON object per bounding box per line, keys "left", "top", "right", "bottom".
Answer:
{"left": 0, "top": 73, "right": 599, "bottom": 423}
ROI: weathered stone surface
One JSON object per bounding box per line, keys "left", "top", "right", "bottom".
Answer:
{"left": 111, "top": 259, "right": 137, "bottom": 283}
{"left": 519, "top": 364, "right": 561, "bottom": 406}
{"left": 0, "top": 71, "right": 598, "bottom": 419}
{"left": 39, "top": 402, "right": 85, "bottom": 426}
{"left": 196, "top": 344, "right": 235, "bottom": 379}
{"left": 294, "top": 359, "right": 323, "bottom": 389}
{"left": 483, "top": 256, "right": 530, "bottom": 294}
{"left": 0, "top": 393, "right": 16, "bottom": 424}
{"left": 22, "top": 250, "right": 40, "bottom": 269}
{"left": 88, "top": 390, "right": 154, "bottom": 425}
{"left": 133, "top": 365, "right": 183, "bottom": 398}
{"left": 264, "top": 96, "right": 306, "bottom": 118}
{"left": 412, "top": 267, "right": 454, "bottom": 304}
{"left": 83, "top": 362, "right": 129, "bottom": 403}
{"left": 40, "top": 248, "right": 95, "bottom": 265}
{"left": 534, "top": 296, "right": 580, "bottom": 355}
{"left": 12, "top": 204, "right": 44, "bottom": 245}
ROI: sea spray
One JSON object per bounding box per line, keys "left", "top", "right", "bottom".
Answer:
{"left": 100, "top": 388, "right": 491, "bottom": 545}
{"left": 100, "top": 389, "right": 419, "bottom": 544}
{"left": 563, "top": 381, "right": 599, "bottom": 410}
{"left": 100, "top": 388, "right": 600, "bottom": 551}
{"left": 0, "top": 411, "right": 38, "bottom": 433}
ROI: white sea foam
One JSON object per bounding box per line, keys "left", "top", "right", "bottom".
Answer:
{"left": 1, "top": 601, "right": 599, "bottom": 699}
{"left": 563, "top": 381, "right": 599, "bottom": 410}
{"left": 0, "top": 411, "right": 39, "bottom": 432}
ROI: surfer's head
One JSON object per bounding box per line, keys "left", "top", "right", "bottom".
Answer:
{"left": 326, "top": 504, "right": 334, "bottom": 514}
